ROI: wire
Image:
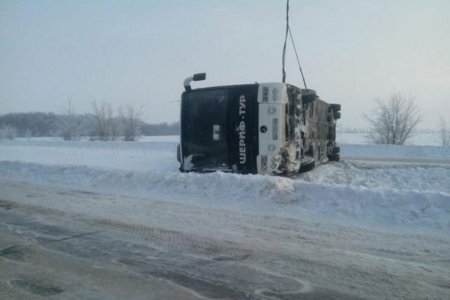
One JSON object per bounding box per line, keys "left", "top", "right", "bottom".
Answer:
{"left": 282, "top": 0, "right": 289, "bottom": 83}
{"left": 289, "top": 27, "right": 308, "bottom": 89}
{"left": 281, "top": 0, "right": 308, "bottom": 89}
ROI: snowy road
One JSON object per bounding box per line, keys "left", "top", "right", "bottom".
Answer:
{"left": 1, "top": 180, "right": 449, "bottom": 300}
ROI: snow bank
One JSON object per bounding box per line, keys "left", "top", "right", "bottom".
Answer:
{"left": 0, "top": 162, "right": 449, "bottom": 233}
{"left": 1, "top": 139, "right": 449, "bottom": 233}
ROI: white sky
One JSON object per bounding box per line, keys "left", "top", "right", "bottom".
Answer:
{"left": 1, "top": 0, "right": 449, "bottom": 129}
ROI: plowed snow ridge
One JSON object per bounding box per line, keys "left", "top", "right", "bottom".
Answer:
{"left": 0, "top": 138, "right": 449, "bottom": 233}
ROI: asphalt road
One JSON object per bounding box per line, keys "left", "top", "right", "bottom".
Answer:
{"left": 1, "top": 180, "right": 449, "bottom": 300}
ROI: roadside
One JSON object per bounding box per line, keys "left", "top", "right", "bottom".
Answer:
{"left": 343, "top": 156, "right": 450, "bottom": 164}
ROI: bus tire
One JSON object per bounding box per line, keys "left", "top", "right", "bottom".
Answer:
{"left": 329, "top": 104, "right": 341, "bottom": 112}
{"left": 328, "top": 154, "right": 340, "bottom": 162}
{"left": 299, "top": 160, "right": 315, "bottom": 172}
{"left": 302, "top": 89, "right": 317, "bottom": 104}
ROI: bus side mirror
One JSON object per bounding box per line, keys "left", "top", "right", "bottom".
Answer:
{"left": 184, "top": 73, "right": 207, "bottom": 91}
{"left": 193, "top": 73, "right": 206, "bottom": 81}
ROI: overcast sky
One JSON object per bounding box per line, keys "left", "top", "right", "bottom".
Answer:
{"left": 1, "top": 0, "right": 449, "bottom": 128}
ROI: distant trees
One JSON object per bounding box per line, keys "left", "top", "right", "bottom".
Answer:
{"left": 0, "top": 112, "right": 59, "bottom": 137}
{"left": 0, "top": 109, "right": 180, "bottom": 140}
{"left": 90, "top": 102, "right": 146, "bottom": 141}
{"left": 365, "top": 93, "right": 421, "bottom": 145}
{"left": 91, "top": 101, "right": 118, "bottom": 141}
{"left": 438, "top": 117, "right": 450, "bottom": 146}
{"left": 120, "top": 105, "right": 142, "bottom": 141}
{"left": 0, "top": 125, "right": 17, "bottom": 140}
{"left": 139, "top": 121, "right": 180, "bottom": 136}
{"left": 61, "top": 101, "right": 80, "bottom": 141}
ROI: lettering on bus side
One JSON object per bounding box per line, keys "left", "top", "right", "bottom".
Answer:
{"left": 239, "top": 95, "right": 247, "bottom": 165}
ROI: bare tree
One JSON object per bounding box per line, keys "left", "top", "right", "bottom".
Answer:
{"left": 92, "top": 101, "right": 118, "bottom": 141}
{"left": 438, "top": 116, "right": 450, "bottom": 146}
{"left": 106, "top": 104, "right": 119, "bottom": 141}
{"left": 120, "top": 105, "right": 143, "bottom": 141}
{"left": 61, "top": 101, "right": 80, "bottom": 141}
{"left": 365, "top": 93, "right": 421, "bottom": 145}
{"left": 92, "top": 101, "right": 106, "bottom": 140}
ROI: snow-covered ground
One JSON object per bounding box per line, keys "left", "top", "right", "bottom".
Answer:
{"left": 0, "top": 137, "right": 449, "bottom": 233}
{"left": 337, "top": 132, "right": 443, "bottom": 146}
{"left": 1, "top": 137, "right": 450, "bottom": 299}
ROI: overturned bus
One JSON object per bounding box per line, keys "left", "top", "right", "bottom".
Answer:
{"left": 177, "top": 73, "right": 341, "bottom": 175}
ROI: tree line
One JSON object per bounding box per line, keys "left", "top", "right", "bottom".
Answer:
{"left": 1, "top": 96, "right": 449, "bottom": 146}
{"left": 0, "top": 105, "right": 180, "bottom": 140}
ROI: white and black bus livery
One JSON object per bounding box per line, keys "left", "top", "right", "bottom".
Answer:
{"left": 177, "top": 73, "right": 341, "bottom": 175}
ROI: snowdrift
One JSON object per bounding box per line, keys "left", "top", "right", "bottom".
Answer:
{"left": 1, "top": 141, "right": 449, "bottom": 233}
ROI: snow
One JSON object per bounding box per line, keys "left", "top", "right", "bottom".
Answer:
{"left": 2, "top": 179, "right": 448, "bottom": 300}
{"left": 0, "top": 139, "right": 175, "bottom": 172}
{"left": 1, "top": 137, "right": 449, "bottom": 234}
{"left": 337, "top": 132, "right": 442, "bottom": 146}
{"left": 342, "top": 144, "right": 450, "bottom": 161}
{"left": 1, "top": 136, "right": 450, "bottom": 299}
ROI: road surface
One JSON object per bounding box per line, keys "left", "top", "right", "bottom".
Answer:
{"left": 1, "top": 179, "right": 449, "bottom": 299}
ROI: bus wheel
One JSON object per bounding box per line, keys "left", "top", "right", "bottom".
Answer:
{"left": 332, "top": 146, "right": 340, "bottom": 154}
{"left": 329, "top": 104, "right": 341, "bottom": 112}
{"left": 302, "top": 89, "right": 317, "bottom": 104}
{"left": 299, "top": 160, "right": 315, "bottom": 172}
{"left": 328, "top": 154, "right": 340, "bottom": 162}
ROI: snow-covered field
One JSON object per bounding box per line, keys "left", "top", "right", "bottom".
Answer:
{"left": 0, "top": 137, "right": 449, "bottom": 233}
{"left": 1, "top": 136, "right": 450, "bottom": 299}
{"left": 337, "top": 132, "right": 443, "bottom": 146}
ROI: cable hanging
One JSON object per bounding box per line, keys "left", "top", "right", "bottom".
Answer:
{"left": 281, "top": 0, "right": 289, "bottom": 83}
{"left": 281, "top": 0, "right": 308, "bottom": 89}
